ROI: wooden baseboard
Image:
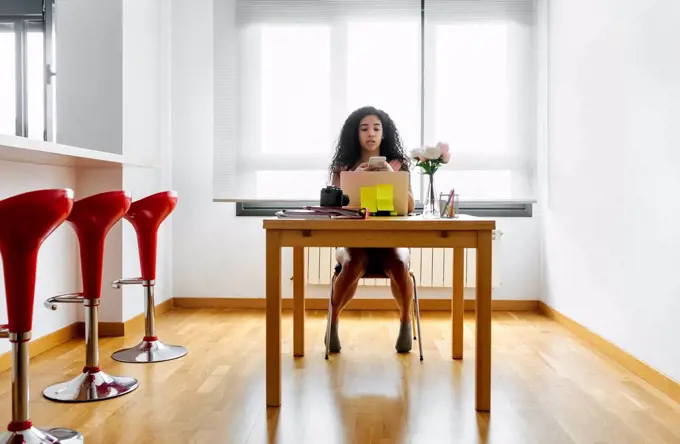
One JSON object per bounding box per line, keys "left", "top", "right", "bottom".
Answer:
{"left": 173, "top": 297, "right": 538, "bottom": 312}
{"left": 0, "top": 323, "right": 79, "bottom": 373}
{"left": 537, "top": 301, "right": 680, "bottom": 405}
{"left": 76, "top": 298, "right": 175, "bottom": 338}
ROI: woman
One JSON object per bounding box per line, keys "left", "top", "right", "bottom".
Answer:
{"left": 327, "top": 105, "right": 415, "bottom": 354}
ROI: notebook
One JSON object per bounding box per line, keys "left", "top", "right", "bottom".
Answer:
{"left": 275, "top": 206, "right": 368, "bottom": 220}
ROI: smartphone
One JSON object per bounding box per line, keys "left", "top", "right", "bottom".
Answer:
{"left": 368, "top": 156, "right": 386, "bottom": 168}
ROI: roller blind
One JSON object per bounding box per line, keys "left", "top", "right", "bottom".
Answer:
{"left": 213, "top": 0, "right": 535, "bottom": 201}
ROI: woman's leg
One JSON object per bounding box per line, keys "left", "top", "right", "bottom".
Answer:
{"left": 327, "top": 248, "right": 368, "bottom": 352}
{"left": 380, "top": 248, "right": 414, "bottom": 353}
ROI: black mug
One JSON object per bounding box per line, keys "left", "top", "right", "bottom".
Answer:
{"left": 320, "top": 186, "right": 350, "bottom": 207}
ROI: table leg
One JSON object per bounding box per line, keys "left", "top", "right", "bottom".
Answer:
{"left": 452, "top": 248, "right": 464, "bottom": 359}
{"left": 293, "top": 247, "right": 305, "bottom": 357}
{"left": 266, "top": 231, "right": 282, "bottom": 407}
{"left": 475, "top": 230, "right": 492, "bottom": 411}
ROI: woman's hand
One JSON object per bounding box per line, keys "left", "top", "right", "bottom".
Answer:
{"left": 368, "top": 160, "right": 395, "bottom": 172}
{"left": 376, "top": 160, "right": 395, "bottom": 172}
{"left": 356, "top": 160, "right": 396, "bottom": 172}
{"left": 355, "top": 162, "right": 370, "bottom": 172}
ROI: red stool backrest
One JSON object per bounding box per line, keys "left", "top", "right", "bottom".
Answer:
{"left": 68, "top": 191, "right": 131, "bottom": 299}
{"left": 124, "top": 191, "right": 177, "bottom": 281}
{"left": 0, "top": 189, "right": 74, "bottom": 333}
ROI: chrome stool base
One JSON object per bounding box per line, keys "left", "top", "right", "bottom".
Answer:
{"left": 0, "top": 426, "right": 84, "bottom": 444}
{"left": 112, "top": 339, "right": 188, "bottom": 363}
{"left": 43, "top": 370, "right": 138, "bottom": 403}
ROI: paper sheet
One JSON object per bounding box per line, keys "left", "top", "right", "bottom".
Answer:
{"left": 376, "top": 184, "right": 395, "bottom": 212}
{"left": 360, "top": 186, "right": 377, "bottom": 213}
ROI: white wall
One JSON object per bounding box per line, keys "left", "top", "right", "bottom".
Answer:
{"left": 171, "top": 0, "right": 540, "bottom": 302}
{"left": 56, "top": 0, "right": 123, "bottom": 154}
{"left": 121, "top": 0, "right": 173, "bottom": 320}
{"left": 539, "top": 0, "right": 680, "bottom": 381}
{"left": 74, "top": 167, "right": 124, "bottom": 323}
{"left": 0, "top": 161, "right": 79, "bottom": 354}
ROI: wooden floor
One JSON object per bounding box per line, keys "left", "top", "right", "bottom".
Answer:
{"left": 2, "top": 309, "right": 679, "bottom": 443}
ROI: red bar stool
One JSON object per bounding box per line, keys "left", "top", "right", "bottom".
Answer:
{"left": 42, "top": 190, "right": 139, "bottom": 402}
{"left": 0, "top": 189, "right": 84, "bottom": 444}
{"left": 111, "top": 191, "right": 187, "bottom": 363}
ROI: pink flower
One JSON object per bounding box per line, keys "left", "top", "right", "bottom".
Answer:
{"left": 437, "top": 141, "right": 450, "bottom": 163}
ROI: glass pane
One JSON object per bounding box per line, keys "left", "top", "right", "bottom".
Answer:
{"left": 27, "top": 29, "right": 44, "bottom": 140}
{"left": 347, "top": 21, "right": 420, "bottom": 150}
{"left": 433, "top": 170, "right": 532, "bottom": 199}
{"left": 0, "top": 26, "right": 16, "bottom": 135}
{"left": 256, "top": 170, "right": 328, "bottom": 200}
{"left": 260, "top": 26, "right": 331, "bottom": 155}
{"left": 434, "top": 23, "right": 508, "bottom": 154}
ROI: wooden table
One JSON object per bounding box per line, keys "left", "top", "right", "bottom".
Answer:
{"left": 262, "top": 215, "right": 495, "bottom": 411}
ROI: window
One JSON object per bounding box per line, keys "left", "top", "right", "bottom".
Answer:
{"left": 0, "top": 0, "right": 55, "bottom": 141}
{"left": 0, "top": 24, "right": 16, "bottom": 135}
{"left": 260, "top": 26, "right": 331, "bottom": 156}
{"left": 256, "top": 170, "right": 329, "bottom": 200}
{"left": 346, "top": 21, "right": 420, "bottom": 149}
{"left": 433, "top": 23, "right": 508, "bottom": 156}
{"left": 26, "top": 25, "right": 45, "bottom": 140}
{"left": 214, "top": 0, "right": 535, "bottom": 202}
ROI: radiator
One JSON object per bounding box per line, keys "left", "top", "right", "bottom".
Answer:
{"left": 305, "top": 232, "right": 501, "bottom": 288}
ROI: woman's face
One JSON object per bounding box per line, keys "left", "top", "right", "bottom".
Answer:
{"left": 358, "top": 114, "right": 383, "bottom": 153}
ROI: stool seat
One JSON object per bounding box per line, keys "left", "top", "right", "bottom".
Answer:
{"left": 0, "top": 189, "right": 73, "bottom": 333}
{"left": 67, "top": 190, "right": 132, "bottom": 299}
{"left": 124, "top": 191, "right": 177, "bottom": 281}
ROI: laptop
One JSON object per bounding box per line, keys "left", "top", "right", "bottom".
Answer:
{"left": 339, "top": 171, "right": 411, "bottom": 216}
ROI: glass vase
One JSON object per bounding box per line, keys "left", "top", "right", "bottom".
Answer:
{"left": 422, "top": 172, "right": 440, "bottom": 218}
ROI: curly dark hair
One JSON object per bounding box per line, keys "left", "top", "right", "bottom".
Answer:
{"left": 328, "top": 106, "right": 410, "bottom": 183}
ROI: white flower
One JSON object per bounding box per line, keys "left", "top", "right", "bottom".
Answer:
{"left": 411, "top": 148, "right": 425, "bottom": 159}
{"left": 423, "top": 146, "right": 442, "bottom": 160}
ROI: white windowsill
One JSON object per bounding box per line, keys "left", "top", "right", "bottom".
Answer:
{"left": 215, "top": 196, "right": 538, "bottom": 204}
{"left": 0, "top": 134, "right": 159, "bottom": 168}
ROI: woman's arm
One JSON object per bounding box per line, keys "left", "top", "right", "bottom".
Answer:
{"left": 407, "top": 175, "right": 415, "bottom": 214}
{"left": 387, "top": 161, "right": 415, "bottom": 214}
{"left": 395, "top": 161, "right": 416, "bottom": 213}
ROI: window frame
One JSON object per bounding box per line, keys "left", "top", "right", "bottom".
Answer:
{"left": 237, "top": 18, "right": 423, "bottom": 166}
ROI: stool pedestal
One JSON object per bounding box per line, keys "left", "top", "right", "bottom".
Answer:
{"left": 0, "top": 331, "right": 84, "bottom": 444}
{"left": 110, "top": 280, "right": 187, "bottom": 363}
{"left": 42, "top": 300, "right": 138, "bottom": 402}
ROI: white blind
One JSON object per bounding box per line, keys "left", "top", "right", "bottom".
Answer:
{"left": 214, "top": 0, "right": 535, "bottom": 201}
{"left": 236, "top": 0, "right": 421, "bottom": 23}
